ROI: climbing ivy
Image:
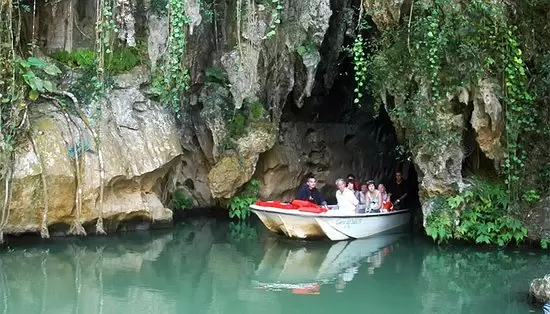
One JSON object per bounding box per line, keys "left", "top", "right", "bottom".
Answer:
{"left": 261, "top": 0, "right": 283, "bottom": 40}
{"left": 358, "top": 0, "right": 542, "bottom": 246}
{"left": 151, "top": 0, "right": 190, "bottom": 117}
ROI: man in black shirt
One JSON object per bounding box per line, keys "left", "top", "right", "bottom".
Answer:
{"left": 389, "top": 171, "right": 408, "bottom": 210}
{"left": 295, "top": 175, "right": 327, "bottom": 206}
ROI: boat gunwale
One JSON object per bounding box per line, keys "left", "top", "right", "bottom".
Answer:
{"left": 249, "top": 204, "right": 411, "bottom": 219}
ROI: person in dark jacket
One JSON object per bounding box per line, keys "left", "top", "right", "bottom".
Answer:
{"left": 295, "top": 175, "right": 327, "bottom": 206}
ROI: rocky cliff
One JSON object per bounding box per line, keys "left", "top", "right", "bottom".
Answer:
{"left": 2, "top": 0, "right": 394, "bottom": 238}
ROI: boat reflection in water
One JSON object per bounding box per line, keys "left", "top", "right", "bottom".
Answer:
{"left": 252, "top": 233, "right": 405, "bottom": 295}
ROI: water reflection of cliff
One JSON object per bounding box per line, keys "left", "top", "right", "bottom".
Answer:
{"left": 1, "top": 220, "right": 549, "bottom": 314}
{"left": 0, "top": 219, "right": 281, "bottom": 314}
{"left": 418, "top": 247, "right": 550, "bottom": 314}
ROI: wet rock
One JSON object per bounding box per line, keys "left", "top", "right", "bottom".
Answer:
{"left": 530, "top": 275, "right": 550, "bottom": 304}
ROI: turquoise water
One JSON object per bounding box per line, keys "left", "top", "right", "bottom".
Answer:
{"left": 0, "top": 218, "right": 548, "bottom": 314}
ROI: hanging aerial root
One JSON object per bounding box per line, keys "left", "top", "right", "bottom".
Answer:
{"left": 29, "top": 133, "right": 50, "bottom": 239}
{"left": 43, "top": 95, "right": 86, "bottom": 236}
{"left": 56, "top": 92, "right": 107, "bottom": 235}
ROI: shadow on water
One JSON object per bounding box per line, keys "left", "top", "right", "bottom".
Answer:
{"left": 0, "top": 218, "right": 548, "bottom": 314}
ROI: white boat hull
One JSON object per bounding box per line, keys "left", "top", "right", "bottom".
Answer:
{"left": 249, "top": 204, "right": 411, "bottom": 241}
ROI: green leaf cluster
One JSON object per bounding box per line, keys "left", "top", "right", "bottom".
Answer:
{"left": 151, "top": 0, "right": 191, "bottom": 117}
{"left": 228, "top": 179, "right": 260, "bottom": 220}
{"left": 172, "top": 188, "right": 193, "bottom": 211}
{"left": 426, "top": 178, "right": 527, "bottom": 246}
{"left": 14, "top": 57, "right": 62, "bottom": 100}
{"left": 261, "top": 0, "right": 283, "bottom": 40}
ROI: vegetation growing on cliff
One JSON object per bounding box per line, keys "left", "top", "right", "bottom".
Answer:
{"left": 353, "top": 0, "right": 550, "bottom": 246}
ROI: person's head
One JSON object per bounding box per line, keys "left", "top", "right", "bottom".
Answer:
{"left": 335, "top": 178, "right": 346, "bottom": 192}
{"left": 366, "top": 180, "right": 376, "bottom": 191}
{"left": 378, "top": 184, "right": 386, "bottom": 193}
{"left": 347, "top": 181, "right": 355, "bottom": 191}
{"left": 306, "top": 176, "right": 317, "bottom": 190}
{"left": 347, "top": 174, "right": 355, "bottom": 182}
{"left": 360, "top": 183, "right": 368, "bottom": 193}
{"left": 395, "top": 171, "right": 403, "bottom": 183}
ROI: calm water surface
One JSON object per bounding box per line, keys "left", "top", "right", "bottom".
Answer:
{"left": 0, "top": 218, "right": 548, "bottom": 314}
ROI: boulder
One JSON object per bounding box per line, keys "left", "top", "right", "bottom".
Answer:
{"left": 530, "top": 275, "right": 550, "bottom": 304}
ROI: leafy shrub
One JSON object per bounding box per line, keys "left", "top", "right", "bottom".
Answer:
{"left": 172, "top": 188, "right": 193, "bottom": 211}
{"left": 228, "top": 179, "right": 260, "bottom": 219}
{"left": 426, "top": 178, "right": 527, "bottom": 246}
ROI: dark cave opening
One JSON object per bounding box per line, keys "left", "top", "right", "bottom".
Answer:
{"left": 277, "top": 0, "right": 421, "bottom": 212}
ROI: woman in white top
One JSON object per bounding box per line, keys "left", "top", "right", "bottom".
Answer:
{"left": 335, "top": 178, "right": 359, "bottom": 214}
{"left": 365, "top": 180, "right": 382, "bottom": 213}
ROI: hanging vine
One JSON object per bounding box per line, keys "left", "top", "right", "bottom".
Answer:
{"left": 152, "top": 0, "right": 190, "bottom": 117}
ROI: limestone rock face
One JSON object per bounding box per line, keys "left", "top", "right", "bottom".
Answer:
{"left": 3, "top": 66, "right": 182, "bottom": 235}
{"left": 471, "top": 80, "right": 504, "bottom": 166}
{"left": 363, "top": 0, "right": 406, "bottom": 30}
{"left": 522, "top": 196, "right": 550, "bottom": 241}
{"left": 531, "top": 275, "right": 550, "bottom": 304}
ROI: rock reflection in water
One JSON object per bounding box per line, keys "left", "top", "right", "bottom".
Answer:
{"left": 0, "top": 219, "right": 549, "bottom": 314}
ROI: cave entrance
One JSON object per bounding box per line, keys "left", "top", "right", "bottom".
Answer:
{"left": 265, "top": 0, "right": 420, "bottom": 211}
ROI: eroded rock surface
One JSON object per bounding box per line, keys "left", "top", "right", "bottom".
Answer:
{"left": 531, "top": 275, "right": 550, "bottom": 304}
{"left": 3, "top": 67, "right": 182, "bottom": 235}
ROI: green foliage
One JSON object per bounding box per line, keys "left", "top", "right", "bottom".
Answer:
{"left": 199, "top": 0, "right": 215, "bottom": 24}
{"left": 541, "top": 239, "right": 550, "bottom": 250}
{"left": 204, "top": 66, "right": 228, "bottom": 85}
{"left": 426, "top": 178, "right": 527, "bottom": 246}
{"left": 521, "top": 189, "right": 540, "bottom": 204}
{"left": 224, "top": 101, "right": 266, "bottom": 142}
{"left": 151, "top": 0, "right": 168, "bottom": 15}
{"left": 50, "top": 49, "right": 95, "bottom": 68}
{"left": 228, "top": 113, "right": 246, "bottom": 138}
{"left": 365, "top": 0, "right": 534, "bottom": 166}
{"left": 261, "top": 0, "right": 283, "bottom": 40}
{"left": 151, "top": 0, "right": 190, "bottom": 117}
{"left": 295, "top": 41, "right": 316, "bottom": 57}
{"left": 50, "top": 46, "right": 143, "bottom": 75}
{"left": 172, "top": 188, "right": 193, "bottom": 211}
{"left": 247, "top": 101, "right": 265, "bottom": 121}
{"left": 228, "top": 179, "right": 260, "bottom": 219}
{"left": 13, "top": 57, "right": 62, "bottom": 100}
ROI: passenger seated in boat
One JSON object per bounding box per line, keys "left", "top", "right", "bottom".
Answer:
{"left": 295, "top": 175, "right": 328, "bottom": 206}
{"left": 365, "top": 180, "right": 382, "bottom": 213}
{"left": 356, "top": 182, "right": 368, "bottom": 213}
{"left": 346, "top": 173, "right": 359, "bottom": 190}
{"left": 378, "top": 184, "right": 392, "bottom": 212}
{"left": 335, "top": 178, "right": 359, "bottom": 214}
